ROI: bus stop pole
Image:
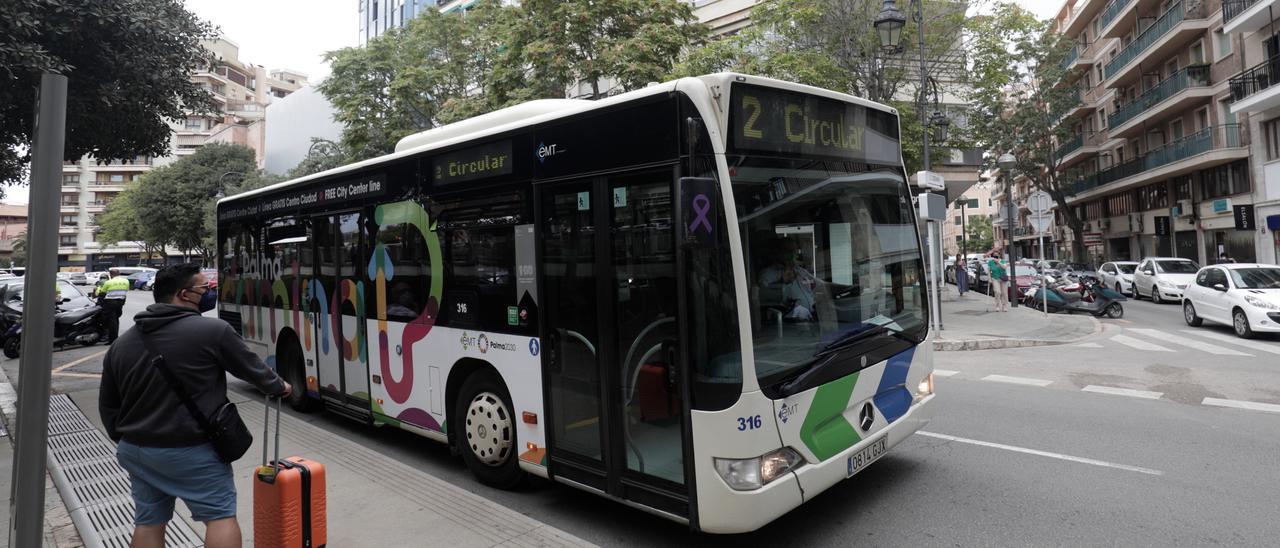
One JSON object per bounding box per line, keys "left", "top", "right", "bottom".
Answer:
{"left": 8, "top": 73, "right": 67, "bottom": 548}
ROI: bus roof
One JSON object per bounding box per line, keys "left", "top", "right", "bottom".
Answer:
{"left": 219, "top": 73, "right": 897, "bottom": 207}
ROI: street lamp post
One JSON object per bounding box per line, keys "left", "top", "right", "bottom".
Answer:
{"left": 998, "top": 153, "right": 1018, "bottom": 308}
{"left": 877, "top": 0, "right": 953, "bottom": 327}
{"left": 214, "top": 171, "right": 244, "bottom": 200}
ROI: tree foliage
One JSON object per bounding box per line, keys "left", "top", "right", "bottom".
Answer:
{"left": 674, "top": 0, "right": 975, "bottom": 173}
{"left": 965, "top": 3, "right": 1084, "bottom": 259}
{"left": 963, "top": 215, "right": 994, "bottom": 253}
{"left": 321, "top": 0, "right": 705, "bottom": 160}
{"left": 0, "top": 0, "right": 216, "bottom": 190}
{"left": 98, "top": 143, "right": 276, "bottom": 264}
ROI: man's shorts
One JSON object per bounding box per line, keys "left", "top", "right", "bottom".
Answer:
{"left": 115, "top": 440, "right": 237, "bottom": 525}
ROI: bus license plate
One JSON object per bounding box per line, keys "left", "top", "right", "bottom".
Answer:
{"left": 847, "top": 437, "right": 888, "bottom": 477}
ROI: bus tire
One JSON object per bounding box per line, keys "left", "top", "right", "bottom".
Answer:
{"left": 279, "top": 336, "right": 318, "bottom": 412}
{"left": 455, "top": 369, "right": 525, "bottom": 489}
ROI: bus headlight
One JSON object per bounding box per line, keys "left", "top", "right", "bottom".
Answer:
{"left": 713, "top": 447, "right": 805, "bottom": 491}
{"left": 913, "top": 373, "right": 934, "bottom": 404}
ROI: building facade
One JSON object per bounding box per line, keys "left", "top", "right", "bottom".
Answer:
{"left": 0, "top": 203, "right": 27, "bottom": 265}
{"left": 1049, "top": 0, "right": 1259, "bottom": 266}
{"left": 1219, "top": 0, "right": 1280, "bottom": 264}
{"left": 57, "top": 38, "right": 306, "bottom": 271}
{"left": 944, "top": 180, "right": 997, "bottom": 256}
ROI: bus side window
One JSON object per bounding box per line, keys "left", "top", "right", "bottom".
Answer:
{"left": 375, "top": 220, "right": 431, "bottom": 322}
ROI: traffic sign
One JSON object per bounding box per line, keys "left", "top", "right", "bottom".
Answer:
{"left": 1026, "top": 191, "right": 1054, "bottom": 214}
{"left": 1028, "top": 212, "right": 1054, "bottom": 233}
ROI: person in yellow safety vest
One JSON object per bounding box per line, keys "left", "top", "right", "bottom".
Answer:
{"left": 96, "top": 268, "right": 131, "bottom": 343}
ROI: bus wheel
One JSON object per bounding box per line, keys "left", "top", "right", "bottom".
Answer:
{"left": 280, "top": 341, "right": 318, "bottom": 412}
{"left": 456, "top": 370, "right": 525, "bottom": 489}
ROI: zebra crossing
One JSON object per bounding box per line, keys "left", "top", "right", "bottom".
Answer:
{"left": 1091, "top": 327, "right": 1279, "bottom": 357}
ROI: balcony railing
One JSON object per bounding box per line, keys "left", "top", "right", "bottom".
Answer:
{"left": 1056, "top": 133, "right": 1085, "bottom": 159}
{"left": 1109, "top": 65, "right": 1211, "bottom": 128}
{"left": 1229, "top": 53, "right": 1280, "bottom": 103}
{"left": 1086, "top": 125, "right": 1242, "bottom": 191}
{"left": 1060, "top": 41, "right": 1086, "bottom": 70}
{"left": 1105, "top": 1, "right": 1201, "bottom": 80}
{"left": 1224, "top": 0, "right": 1262, "bottom": 23}
{"left": 1100, "top": 0, "right": 1133, "bottom": 32}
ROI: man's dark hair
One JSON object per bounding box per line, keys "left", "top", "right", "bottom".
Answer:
{"left": 153, "top": 263, "right": 202, "bottom": 303}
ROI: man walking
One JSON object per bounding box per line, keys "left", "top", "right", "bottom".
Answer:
{"left": 99, "top": 264, "right": 291, "bottom": 548}
{"left": 94, "top": 267, "right": 130, "bottom": 343}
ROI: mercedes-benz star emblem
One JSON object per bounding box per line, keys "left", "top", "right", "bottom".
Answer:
{"left": 858, "top": 402, "right": 875, "bottom": 432}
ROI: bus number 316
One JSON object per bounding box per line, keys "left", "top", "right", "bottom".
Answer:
{"left": 737, "top": 415, "right": 763, "bottom": 431}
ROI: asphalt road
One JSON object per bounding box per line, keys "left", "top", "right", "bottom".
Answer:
{"left": 6, "top": 288, "right": 1278, "bottom": 545}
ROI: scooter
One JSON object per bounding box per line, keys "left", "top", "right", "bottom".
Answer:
{"left": 2, "top": 304, "right": 110, "bottom": 359}
{"left": 1026, "top": 275, "right": 1126, "bottom": 318}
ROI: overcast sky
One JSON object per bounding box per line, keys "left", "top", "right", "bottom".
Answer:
{"left": 4, "top": 0, "right": 1059, "bottom": 205}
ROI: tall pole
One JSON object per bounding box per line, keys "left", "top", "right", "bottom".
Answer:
{"left": 9, "top": 73, "right": 68, "bottom": 547}
{"left": 1005, "top": 171, "right": 1018, "bottom": 308}
{"left": 916, "top": 0, "right": 931, "bottom": 172}
{"left": 960, "top": 200, "right": 967, "bottom": 255}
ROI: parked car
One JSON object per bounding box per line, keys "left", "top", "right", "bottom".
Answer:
{"left": 67, "top": 272, "right": 87, "bottom": 285}
{"left": 3, "top": 280, "right": 95, "bottom": 310}
{"left": 1035, "top": 259, "right": 1064, "bottom": 273}
{"left": 1011, "top": 264, "right": 1038, "bottom": 292}
{"left": 127, "top": 271, "right": 155, "bottom": 290}
{"left": 1097, "top": 261, "right": 1139, "bottom": 296}
{"left": 1060, "top": 262, "right": 1099, "bottom": 282}
{"left": 55, "top": 272, "right": 72, "bottom": 282}
{"left": 1182, "top": 264, "right": 1280, "bottom": 338}
{"left": 1133, "top": 257, "right": 1200, "bottom": 304}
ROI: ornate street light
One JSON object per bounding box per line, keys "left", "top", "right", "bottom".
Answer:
{"left": 874, "top": 0, "right": 907, "bottom": 55}
{"left": 930, "top": 110, "right": 951, "bottom": 142}
{"left": 214, "top": 171, "right": 244, "bottom": 200}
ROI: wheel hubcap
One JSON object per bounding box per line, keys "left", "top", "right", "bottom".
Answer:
{"left": 1235, "top": 314, "right": 1247, "bottom": 334}
{"left": 465, "top": 391, "right": 512, "bottom": 467}
{"left": 1185, "top": 305, "right": 1194, "bottom": 323}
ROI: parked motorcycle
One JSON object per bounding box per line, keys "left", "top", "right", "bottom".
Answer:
{"left": 2, "top": 303, "right": 110, "bottom": 358}
{"left": 1025, "top": 275, "right": 1126, "bottom": 318}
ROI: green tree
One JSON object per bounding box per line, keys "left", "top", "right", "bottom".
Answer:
{"left": 0, "top": 0, "right": 216, "bottom": 189}
{"left": 964, "top": 3, "right": 1084, "bottom": 259}
{"left": 963, "top": 215, "right": 994, "bottom": 253}
{"left": 284, "top": 139, "right": 347, "bottom": 180}
{"left": 516, "top": 0, "right": 707, "bottom": 99}
{"left": 674, "top": 0, "right": 974, "bottom": 173}
{"left": 96, "top": 190, "right": 169, "bottom": 265}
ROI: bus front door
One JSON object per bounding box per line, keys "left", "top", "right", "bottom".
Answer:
{"left": 311, "top": 212, "right": 371, "bottom": 418}
{"left": 540, "top": 168, "right": 689, "bottom": 519}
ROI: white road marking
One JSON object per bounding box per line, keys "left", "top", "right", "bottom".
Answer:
{"left": 1110, "top": 334, "right": 1173, "bottom": 352}
{"left": 1179, "top": 330, "right": 1280, "bottom": 355}
{"left": 52, "top": 349, "right": 109, "bottom": 373}
{"left": 916, "top": 431, "right": 1163, "bottom": 476}
{"left": 982, "top": 374, "right": 1053, "bottom": 387}
{"left": 1074, "top": 342, "right": 1103, "bottom": 348}
{"left": 1128, "top": 328, "right": 1251, "bottom": 356}
{"left": 1201, "top": 398, "right": 1280, "bottom": 414}
{"left": 1082, "top": 385, "right": 1163, "bottom": 400}
{"left": 933, "top": 369, "right": 959, "bottom": 378}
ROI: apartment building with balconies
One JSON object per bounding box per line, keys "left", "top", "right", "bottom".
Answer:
{"left": 1051, "top": 0, "right": 1255, "bottom": 266}
{"left": 943, "top": 180, "right": 997, "bottom": 255}
{"left": 57, "top": 38, "right": 306, "bottom": 271}
{"left": 1221, "top": 0, "right": 1280, "bottom": 263}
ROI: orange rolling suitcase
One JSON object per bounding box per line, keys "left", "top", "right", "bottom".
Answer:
{"left": 254, "top": 397, "right": 327, "bottom": 548}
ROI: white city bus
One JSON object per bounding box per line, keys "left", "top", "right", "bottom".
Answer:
{"left": 216, "top": 73, "right": 935, "bottom": 533}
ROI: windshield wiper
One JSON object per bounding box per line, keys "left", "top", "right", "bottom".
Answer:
{"left": 816, "top": 325, "right": 914, "bottom": 357}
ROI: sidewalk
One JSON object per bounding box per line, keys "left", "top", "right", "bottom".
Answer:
{"left": 53, "top": 384, "right": 594, "bottom": 548}
{"left": 932, "top": 283, "right": 1101, "bottom": 351}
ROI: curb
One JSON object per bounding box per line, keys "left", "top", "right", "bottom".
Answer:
{"left": 934, "top": 314, "right": 1103, "bottom": 352}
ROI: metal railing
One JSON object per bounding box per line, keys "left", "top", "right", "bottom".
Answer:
{"left": 1100, "top": 0, "right": 1133, "bottom": 32}
{"left": 1228, "top": 52, "right": 1280, "bottom": 103}
{"left": 1056, "top": 133, "right": 1085, "bottom": 159}
{"left": 1109, "top": 65, "right": 1211, "bottom": 128}
{"left": 1223, "top": 0, "right": 1263, "bottom": 23}
{"left": 1061, "top": 41, "right": 1086, "bottom": 70}
{"left": 1082, "top": 125, "right": 1242, "bottom": 193}
{"left": 1105, "top": 1, "right": 1202, "bottom": 80}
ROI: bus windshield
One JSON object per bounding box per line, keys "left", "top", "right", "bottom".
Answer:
{"left": 732, "top": 155, "right": 927, "bottom": 386}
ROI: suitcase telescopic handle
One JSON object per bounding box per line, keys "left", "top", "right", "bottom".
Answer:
{"left": 261, "top": 395, "right": 281, "bottom": 472}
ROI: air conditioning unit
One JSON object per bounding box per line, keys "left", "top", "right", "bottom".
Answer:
{"left": 1175, "top": 199, "right": 1194, "bottom": 218}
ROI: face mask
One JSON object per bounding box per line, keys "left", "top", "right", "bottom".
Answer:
{"left": 197, "top": 288, "right": 217, "bottom": 313}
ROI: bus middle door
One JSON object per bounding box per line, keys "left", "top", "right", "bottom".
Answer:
{"left": 311, "top": 212, "right": 372, "bottom": 416}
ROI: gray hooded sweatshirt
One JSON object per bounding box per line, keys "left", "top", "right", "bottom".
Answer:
{"left": 100, "top": 303, "right": 285, "bottom": 447}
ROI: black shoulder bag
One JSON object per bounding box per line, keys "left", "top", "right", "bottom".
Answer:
{"left": 140, "top": 331, "right": 253, "bottom": 463}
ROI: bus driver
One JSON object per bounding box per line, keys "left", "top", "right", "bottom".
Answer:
{"left": 758, "top": 237, "right": 817, "bottom": 321}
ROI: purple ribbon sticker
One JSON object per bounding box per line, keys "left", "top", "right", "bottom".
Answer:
{"left": 689, "top": 193, "right": 713, "bottom": 234}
